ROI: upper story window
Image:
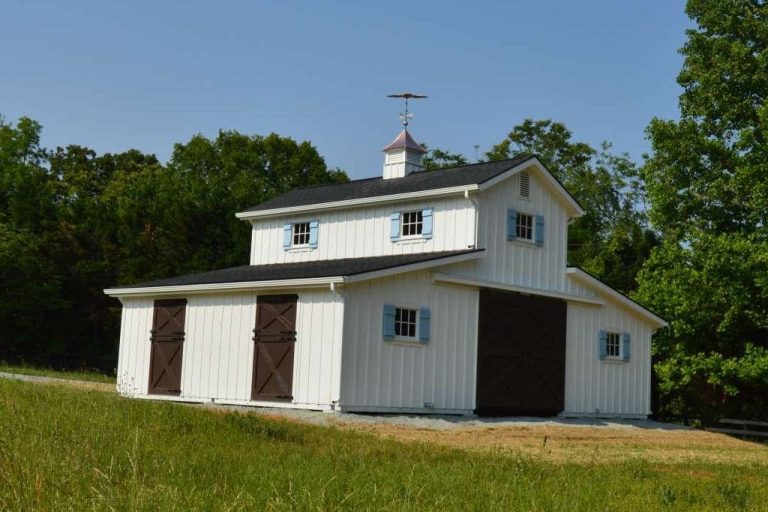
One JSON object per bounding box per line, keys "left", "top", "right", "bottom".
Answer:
{"left": 390, "top": 208, "right": 433, "bottom": 242}
{"left": 516, "top": 213, "right": 534, "bottom": 240}
{"left": 293, "top": 222, "right": 311, "bottom": 246}
{"left": 283, "top": 220, "right": 319, "bottom": 250}
{"left": 519, "top": 171, "right": 530, "bottom": 198}
{"left": 401, "top": 210, "right": 423, "bottom": 237}
{"left": 507, "top": 209, "right": 543, "bottom": 246}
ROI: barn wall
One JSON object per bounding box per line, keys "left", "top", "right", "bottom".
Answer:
{"left": 115, "top": 289, "right": 344, "bottom": 409}
{"left": 339, "top": 270, "right": 478, "bottom": 413}
{"left": 446, "top": 166, "right": 579, "bottom": 294}
{"left": 249, "top": 195, "right": 476, "bottom": 265}
{"left": 565, "top": 300, "right": 654, "bottom": 417}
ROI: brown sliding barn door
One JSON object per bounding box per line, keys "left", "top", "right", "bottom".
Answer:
{"left": 148, "top": 299, "right": 187, "bottom": 396}
{"left": 476, "top": 289, "right": 566, "bottom": 416}
{"left": 252, "top": 295, "right": 298, "bottom": 400}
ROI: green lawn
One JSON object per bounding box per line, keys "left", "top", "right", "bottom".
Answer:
{"left": 0, "top": 379, "right": 766, "bottom": 511}
{"left": 0, "top": 362, "right": 115, "bottom": 383}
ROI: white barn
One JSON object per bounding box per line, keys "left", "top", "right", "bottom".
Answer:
{"left": 105, "top": 128, "right": 666, "bottom": 417}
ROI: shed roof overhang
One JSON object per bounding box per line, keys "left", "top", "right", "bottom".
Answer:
{"left": 565, "top": 267, "right": 668, "bottom": 329}
{"left": 104, "top": 250, "right": 484, "bottom": 299}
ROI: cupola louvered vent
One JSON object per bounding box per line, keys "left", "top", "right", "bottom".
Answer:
{"left": 520, "top": 171, "right": 530, "bottom": 198}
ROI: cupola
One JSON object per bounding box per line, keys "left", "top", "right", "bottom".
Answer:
{"left": 383, "top": 92, "right": 428, "bottom": 179}
{"left": 382, "top": 129, "right": 427, "bottom": 179}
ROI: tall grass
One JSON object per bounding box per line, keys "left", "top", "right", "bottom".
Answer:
{"left": 0, "top": 379, "right": 765, "bottom": 511}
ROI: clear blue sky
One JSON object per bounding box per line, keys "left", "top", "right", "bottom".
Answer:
{"left": 2, "top": 1, "right": 690, "bottom": 180}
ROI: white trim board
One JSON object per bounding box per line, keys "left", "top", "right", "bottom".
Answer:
{"left": 566, "top": 268, "right": 667, "bottom": 329}
{"left": 431, "top": 273, "right": 604, "bottom": 306}
{"left": 236, "top": 185, "right": 477, "bottom": 220}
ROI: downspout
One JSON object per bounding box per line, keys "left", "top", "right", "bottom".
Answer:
{"left": 329, "top": 281, "right": 345, "bottom": 411}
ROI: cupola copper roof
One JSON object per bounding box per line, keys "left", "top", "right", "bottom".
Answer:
{"left": 382, "top": 129, "right": 427, "bottom": 154}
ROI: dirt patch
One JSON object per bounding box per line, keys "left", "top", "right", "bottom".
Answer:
{"left": 333, "top": 421, "right": 768, "bottom": 464}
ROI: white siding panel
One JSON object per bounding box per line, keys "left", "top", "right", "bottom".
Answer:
{"left": 181, "top": 293, "right": 257, "bottom": 401}
{"left": 340, "top": 271, "right": 478, "bottom": 413}
{"left": 453, "top": 168, "right": 575, "bottom": 293}
{"left": 249, "top": 196, "right": 475, "bottom": 265}
{"left": 565, "top": 301, "right": 653, "bottom": 417}
{"left": 116, "top": 298, "right": 154, "bottom": 395}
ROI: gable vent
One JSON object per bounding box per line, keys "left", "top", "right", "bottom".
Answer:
{"left": 520, "top": 171, "right": 530, "bottom": 198}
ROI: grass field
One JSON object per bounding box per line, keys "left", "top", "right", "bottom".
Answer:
{"left": 1, "top": 379, "right": 767, "bottom": 511}
{"left": 0, "top": 362, "right": 115, "bottom": 383}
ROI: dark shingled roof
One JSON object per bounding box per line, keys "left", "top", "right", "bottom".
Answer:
{"left": 242, "top": 156, "right": 534, "bottom": 213}
{"left": 115, "top": 249, "right": 483, "bottom": 289}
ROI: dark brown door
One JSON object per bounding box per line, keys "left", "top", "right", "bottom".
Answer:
{"left": 476, "top": 289, "right": 566, "bottom": 416}
{"left": 252, "top": 295, "right": 298, "bottom": 400}
{"left": 148, "top": 299, "right": 187, "bottom": 396}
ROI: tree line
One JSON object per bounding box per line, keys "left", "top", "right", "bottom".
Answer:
{"left": 2, "top": 0, "right": 767, "bottom": 422}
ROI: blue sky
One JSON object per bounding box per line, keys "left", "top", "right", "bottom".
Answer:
{"left": 2, "top": 1, "right": 690, "bottom": 180}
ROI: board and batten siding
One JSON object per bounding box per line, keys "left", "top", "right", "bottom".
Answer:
{"left": 469, "top": 168, "right": 572, "bottom": 293}
{"left": 115, "top": 290, "right": 344, "bottom": 410}
{"left": 249, "top": 196, "right": 476, "bottom": 265}
{"left": 564, "top": 300, "right": 654, "bottom": 417}
{"left": 339, "top": 270, "right": 478, "bottom": 413}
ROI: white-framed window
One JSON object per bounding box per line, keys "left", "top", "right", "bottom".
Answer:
{"left": 394, "top": 307, "right": 418, "bottom": 339}
{"left": 292, "top": 222, "right": 311, "bottom": 246}
{"left": 606, "top": 331, "right": 621, "bottom": 358}
{"left": 519, "top": 171, "right": 530, "bottom": 198}
{"left": 383, "top": 304, "right": 431, "bottom": 343}
{"left": 516, "top": 212, "right": 534, "bottom": 240}
{"left": 599, "top": 329, "right": 630, "bottom": 362}
{"left": 401, "top": 210, "right": 423, "bottom": 237}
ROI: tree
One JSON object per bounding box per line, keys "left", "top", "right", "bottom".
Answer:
{"left": 422, "top": 145, "right": 469, "bottom": 170}
{"left": 487, "top": 120, "right": 655, "bottom": 293}
{"left": 635, "top": 0, "right": 768, "bottom": 420}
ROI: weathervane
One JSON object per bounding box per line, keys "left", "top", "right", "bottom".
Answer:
{"left": 387, "top": 92, "right": 427, "bottom": 130}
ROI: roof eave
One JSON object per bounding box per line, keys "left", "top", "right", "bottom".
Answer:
{"left": 235, "top": 184, "right": 479, "bottom": 220}
{"left": 342, "top": 249, "right": 484, "bottom": 284}
{"left": 104, "top": 276, "right": 344, "bottom": 299}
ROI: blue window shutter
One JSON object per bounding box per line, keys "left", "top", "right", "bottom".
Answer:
{"left": 535, "top": 214, "right": 545, "bottom": 246}
{"left": 598, "top": 330, "right": 608, "bottom": 360}
{"left": 383, "top": 304, "right": 396, "bottom": 341}
{"left": 506, "top": 209, "right": 517, "bottom": 241}
{"left": 422, "top": 208, "right": 433, "bottom": 239}
{"left": 622, "top": 332, "right": 631, "bottom": 362}
{"left": 309, "top": 220, "right": 319, "bottom": 249}
{"left": 419, "top": 308, "right": 431, "bottom": 343}
{"left": 390, "top": 213, "right": 400, "bottom": 241}
{"left": 282, "top": 223, "right": 292, "bottom": 250}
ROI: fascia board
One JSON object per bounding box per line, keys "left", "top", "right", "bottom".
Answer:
{"left": 104, "top": 276, "right": 344, "bottom": 298}
{"left": 235, "top": 185, "right": 478, "bottom": 220}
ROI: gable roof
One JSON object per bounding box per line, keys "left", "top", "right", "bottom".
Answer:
{"left": 566, "top": 267, "right": 668, "bottom": 329}
{"left": 105, "top": 249, "right": 483, "bottom": 297}
{"left": 239, "top": 156, "right": 533, "bottom": 215}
